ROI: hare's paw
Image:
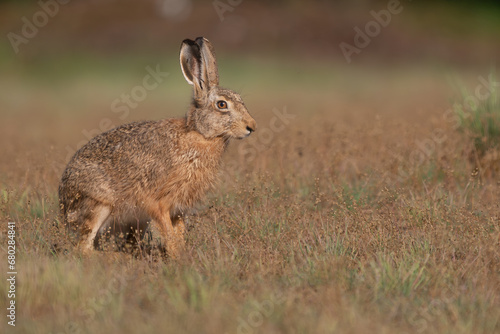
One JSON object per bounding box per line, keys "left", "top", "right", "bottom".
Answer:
{"left": 76, "top": 240, "right": 95, "bottom": 257}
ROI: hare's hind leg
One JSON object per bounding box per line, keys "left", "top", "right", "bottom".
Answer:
{"left": 78, "top": 205, "right": 111, "bottom": 254}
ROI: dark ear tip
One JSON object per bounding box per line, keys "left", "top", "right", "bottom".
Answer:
{"left": 181, "top": 38, "right": 197, "bottom": 47}
{"left": 194, "top": 37, "right": 205, "bottom": 47}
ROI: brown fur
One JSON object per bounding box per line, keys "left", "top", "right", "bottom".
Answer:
{"left": 58, "top": 37, "right": 257, "bottom": 257}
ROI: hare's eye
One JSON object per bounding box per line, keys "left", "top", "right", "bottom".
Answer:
{"left": 216, "top": 100, "right": 228, "bottom": 110}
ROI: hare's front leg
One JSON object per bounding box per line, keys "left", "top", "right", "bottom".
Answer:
{"left": 149, "top": 216, "right": 182, "bottom": 258}
{"left": 148, "top": 205, "right": 184, "bottom": 258}
{"left": 78, "top": 205, "right": 111, "bottom": 254}
{"left": 171, "top": 214, "right": 186, "bottom": 249}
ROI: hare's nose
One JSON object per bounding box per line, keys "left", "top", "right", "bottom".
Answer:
{"left": 246, "top": 118, "right": 257, "bottom": 133}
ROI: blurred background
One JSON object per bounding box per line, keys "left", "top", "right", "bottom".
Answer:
{"left": 0, "top": 0, "right": 499, "bottom": 191}
{"left": 1, "top": 0, "right": 499, "bottom": 61}
{"left": 1, "top": 0, "right": 499, "bottom": 62}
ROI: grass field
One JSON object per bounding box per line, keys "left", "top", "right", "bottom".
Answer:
{"left": 1, "top": 46, "right": 500, "bottom": 334}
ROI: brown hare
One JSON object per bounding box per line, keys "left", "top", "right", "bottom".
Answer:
{"left": 59, "top": 37, "right": 257, "bottom": 257}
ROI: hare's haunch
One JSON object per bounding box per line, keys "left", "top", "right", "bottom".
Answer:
{"left": 58, "top": 37, "right": 257, "bottom": 257}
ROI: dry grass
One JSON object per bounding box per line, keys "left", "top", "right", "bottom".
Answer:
{"left": 1, "top": 58, "right": 499, "bottom": 334}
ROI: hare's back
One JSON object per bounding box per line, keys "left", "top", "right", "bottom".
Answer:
{"left": 60, "top": 120, "right": 183, "bottom": 201}
{"left": 72, "top": 120, "right": 184, "bottom": 165}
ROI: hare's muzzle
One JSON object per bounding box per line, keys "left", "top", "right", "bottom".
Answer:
{"left": 245, "top": 118, "right": 257, "bottom": 136}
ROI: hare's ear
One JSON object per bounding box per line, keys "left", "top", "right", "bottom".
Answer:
{"left": 180, "top": 39, "right": 205, "bottom": 94}
{"left": 195, "top": 37, "right": 219, "bottom": 87}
